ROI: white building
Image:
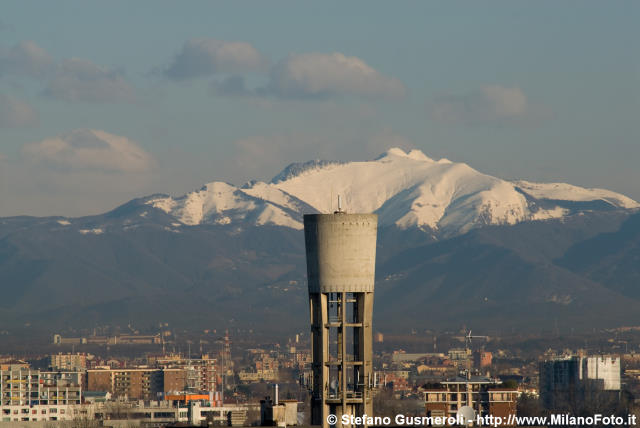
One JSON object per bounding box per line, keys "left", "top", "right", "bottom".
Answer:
{"left": 539, "top": 354, "right": 621, "bottom": 409}
{"left": 580, "top": 356, "right": 621, "bottom": 390}
{"left": 1, "top": 365, "right": 84, "bottom": 423}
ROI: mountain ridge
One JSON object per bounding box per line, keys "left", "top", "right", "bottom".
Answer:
{"left": 141, "top": 148, "right": 637, "bottom": 236}
{"left": 1, "top": 149, "right": 639, "bottom": 333}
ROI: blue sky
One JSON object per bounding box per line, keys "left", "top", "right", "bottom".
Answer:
{"left": 0, "top": 1, "right": 638, "bottom": 216}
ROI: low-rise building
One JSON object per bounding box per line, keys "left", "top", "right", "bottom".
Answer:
{"left": 474, "top": 351, "right": 493, "bottom": 369}
{"left": 423, "top": 375, "right": 518, "bottom": 425}
{"left": 260, "top": 396, "right": 298, "bottom": 427}
{"left": 238, "top": 369, "right": 278, "bottom": 383}
{"left": 447, "top": 349, "right": 472, "bottom": 361}
{"left": 86, "top": 368, "right": 163, "bottom": 400}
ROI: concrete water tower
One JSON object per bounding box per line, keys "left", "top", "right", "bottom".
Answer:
{"left": 304, "top": 205, "right": 378, "bottom": 428}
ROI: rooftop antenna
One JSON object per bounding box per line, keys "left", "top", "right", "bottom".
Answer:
{"left": 335, "top": 195, "right": 344, "bottom": 214}
{"left": 330, "top": 187, "right": 333, "bottom": 213}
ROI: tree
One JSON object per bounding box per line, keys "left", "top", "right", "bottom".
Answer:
{"left": 516, "top": 392, "right": 544, "bottom": 418}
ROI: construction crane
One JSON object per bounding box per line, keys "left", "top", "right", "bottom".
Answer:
{"left": 462, "top": 330, "right": 489, "bottom": 380}
{"left": 465, "top": 330, "right": 489, "bottom": 349}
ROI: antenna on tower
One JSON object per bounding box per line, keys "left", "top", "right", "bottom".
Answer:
{"left": 335, "top": 195, "right": 345, "bottom": 214}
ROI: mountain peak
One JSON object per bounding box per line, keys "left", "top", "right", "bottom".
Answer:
{"left": 270, "top": 159, "right": 344, "bottom": 184}
{"left": 376, "top": 147, "right": 434, "bottom": 162}
{"left": 145, "top": 151, "right": 638, "bottom": 236}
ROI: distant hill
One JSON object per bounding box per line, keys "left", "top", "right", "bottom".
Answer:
{"left": 0, "top": 149, "right": 638, "bottom": 334}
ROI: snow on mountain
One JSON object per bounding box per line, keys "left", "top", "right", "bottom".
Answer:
{"left": 146, "top": 148, "right": 639, "bottom": 235}
{"left": 514, "top": 181, "right": 640, "bottom": 209}
{"left": 147, "top": 181, "right": 306, "bottom": 229}
{"left": 270, "top": 160, "right": 344, "bottom": 184}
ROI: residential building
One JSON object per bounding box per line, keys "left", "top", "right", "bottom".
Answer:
{"left": 86, "top": 368, "right": 163, "bottom": 400}
{"left": 423, "top": 375, "right": 518, "bottom": 424}
{"left": 447, "top": 348, "right": 472, "bottom": 361}
{"left": 474, "top": 351, "right": 493, "bottom": 369}
{"left": 1, "top": 367, "right": 82, "bottom": 407}
{"left": 152, "top": 354, "right": 217, "bottom": 392}
{"left": 539, "top": 355, "right": 621, "bottom": 409}
{"left": 50, "top": 352, "right": 89, "bottom": 371}
{"left": 1, "top": 366, "right": 84, "bottom": 422}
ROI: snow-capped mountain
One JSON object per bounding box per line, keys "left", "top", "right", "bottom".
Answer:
{"left": 145, "top": 148, "right": 639, "bottom": 236}
{"left": 2, "top": 147, "right": 640, "bottom": 332}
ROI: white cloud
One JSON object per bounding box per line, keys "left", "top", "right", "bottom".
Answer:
{"left": 23, "top": 129, "right": 155, "bottom": 172}
{"left": 0, "top": 41, "right": 54, "bottom": 78}
{"left": 481, "top": 85, "right": 527, "bottom": 117}
{"left": 0, "top": 93, "right": 37, "bottom": 127}
{"left": 264, "top": 52, "right": 405, "bottom": 99}
{"left": 164, "top": 39, "right": 267, "bottom": 80}
{"left": 43, "top": 58, "right": 134, "bottom": 103}
{"left": 432, "top": 85, "right": 535, "bottom": 124}
{"left": 0, "top": 41, "right": 134, "bottom": 103}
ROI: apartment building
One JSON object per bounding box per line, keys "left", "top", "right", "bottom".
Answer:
{"left": 50, "top": 352, "right": 89, "bottom": 371}
{"left": 539, "top": 355, "right": 621, "bottom": 409}
{"left": 159, "top": 354, "right": 217, "bottom": 393}
{"left": 423, "top": 375, "right": 518, "bottom": 425}
{"left": 87, "top": 368, "right": 163, "bottom": 400}
{"left": 1, "top": 365, "right": 84, "bottom": 422}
